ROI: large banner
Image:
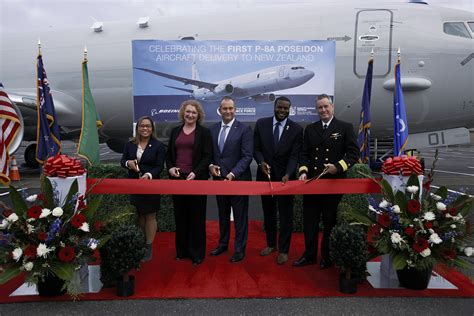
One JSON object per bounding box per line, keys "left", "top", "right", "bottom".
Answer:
{"left": 132, "top": 40, "right": 335, "bottom": 124}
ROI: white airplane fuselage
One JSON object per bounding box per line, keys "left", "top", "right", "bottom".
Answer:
{"left": 0, "top": 2, "right": 473, "bottom": 153}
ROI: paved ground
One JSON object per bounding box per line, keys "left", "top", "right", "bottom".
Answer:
{"left": 1, "top": 142, "right": 473, "bottom": 315}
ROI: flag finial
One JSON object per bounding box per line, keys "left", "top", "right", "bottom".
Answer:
{"left": 38, "top": 39, "right": 41, "bottom": 55}
{"left": 370, "top": 48, "right": 374, "bottom": 61}
{"left": 397, "top": 47, "right": 401, "bottom": 62}
{"left": 84, "top": 46, "right": 88, "bottom": 61}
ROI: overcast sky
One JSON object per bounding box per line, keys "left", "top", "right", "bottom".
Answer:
{"left": 0, "top": 0, "right": 472, "bottom": 33}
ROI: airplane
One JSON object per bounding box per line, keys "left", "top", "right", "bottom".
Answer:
{"left": 0, "top": 1, "right": 473, "bottom": 167}
{"left": 134, "top": 64, "right": 315, "bottom": 103}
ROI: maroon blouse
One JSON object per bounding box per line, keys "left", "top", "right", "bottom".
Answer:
{"left": 175, "top": 129, "right": 195, "bottom": 174}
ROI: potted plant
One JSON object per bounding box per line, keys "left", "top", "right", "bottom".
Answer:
{"left": 349, "top": 153, "right": 473, "bottom": 290}
{"left": 0, "top": 174, "right": 110, "bottom": 298}
{"left": 100, "top": 224, "right": 146, "bottom": 297}
{"left": 330, "top": 223, "right": 368, "bottom": 294}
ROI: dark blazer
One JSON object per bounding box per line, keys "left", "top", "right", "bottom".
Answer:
{"left": 166, "top": 124, "right": 213, "bottom": 180}
{"left": 298, "top": 117, "right": 358, "bottom": 179}
{"left": 210, "top": 120, "right": 253, "bottom": 181}
{"left": 121, "top": 138, "right": 166, "bottom": 179}
{"left": 254, "top": 117, "right": 303, "bottom": 181}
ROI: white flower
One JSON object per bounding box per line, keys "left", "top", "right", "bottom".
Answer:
{"left": 23, "top": 262, "right": 34, "bottom": 271}
{"left": 429, "top": 233, "right": 442, "bottom": 244}
{"left": 27, "top": 224, "right": 35, "bottom": 234}
{"left": 450, "top": 224, "right": 456, "bottom": 229}
{"left": 368, "top": 205, "right": 377, "bottom": 213}
{"left": 428, "top": 228, "right": 434, "bottom": 234}
{"left": 406, "top": 185, "right": 419, "bottom": 194}
{"left": 79, "top": 222, "right": 90, "bottom": 232}
{"left": 464, "top": 247, "right": 473, "bottom": 257}
{"left": 420, "top": 248, "right": 431, "bottom": 257}
{"left": 424, "top": 211, "right": 436, "bottom": 221}
{"left": 436, "top": 202, "right": 447, "bottom": 211}
{"left": 26, "top": 194, "right": 38, "bottom": 202}
{"left": 0, "top": 219, "right": 8, "bottom": 229}
{"left": 391, "top": 232, "right": 403, "bottom": 244}
{"left": 431, "top": 194, "right": 442, "bottom": 201}
{"left": 12, "top": 248, "right": 23, "bottom": 261}
{"left": 40, "top": 208, "right": 51, "bottom": 218}
{"left": 52, "top": 207, "right": 63, "bottom": 217}
{"left": 88, "top": 238, "right": 99, "bottom": 250}
{"left": 7, "top": 213, "right": 18, "bottom": 222}
{"left": 37, "top": 243, "right": 53, "bottom": 258}
{"left": 392, "top": 205, "right": 401, "bottom": 214}
{"left": 379, "top": 200, "right": 390, "bottom": 208}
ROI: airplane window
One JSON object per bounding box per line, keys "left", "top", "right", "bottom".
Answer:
{"left": 468, "top": 22, "right": 474, "bottom": 33}
{"left": 291, "top": 66, "right": 304, "bottom": 70}
{"left": 443, "top": 22, "right": 472, "bottom": 39}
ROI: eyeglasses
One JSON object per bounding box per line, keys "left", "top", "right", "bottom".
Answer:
{"left": 139, "top": 125, "right": 152, "bottom": 129}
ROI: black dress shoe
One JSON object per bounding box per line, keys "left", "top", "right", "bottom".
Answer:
{"left": 292, "top": 256, "right": 316, "bottom": 267}
{"left": 230, "top": 252, "right": 245, "bottom": 263}
{"left": 320, "top": 259, "right": 333, "bottom": 269}
{"left": 210, "top": 246, "right": 228, "bottom": 256}
{"left": 192, "top": 259, "right": 203, "bottom": 266}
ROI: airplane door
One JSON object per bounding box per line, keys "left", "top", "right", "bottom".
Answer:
{"left": 354, "top": 9, "right": 393, "bottom": 78}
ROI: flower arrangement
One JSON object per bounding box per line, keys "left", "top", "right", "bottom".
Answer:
{"left": 0, "top": 175, "right": 108, "bottom": 298}
{"left": 351, "top": 153, "right": 473, "bottom": 271}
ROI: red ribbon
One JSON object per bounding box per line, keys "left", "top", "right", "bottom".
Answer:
{"left": 87, "top": 178, "right": 380, "bottom": 195}
{"left": 382, "top": 155, "right": 423, "bottom": 176}
{"left": 43, "top": 155, "right": 86, "bottom": 178}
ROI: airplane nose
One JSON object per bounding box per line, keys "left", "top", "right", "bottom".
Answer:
{"left": 304, "top": 70, "right": 315, "bottom": 80}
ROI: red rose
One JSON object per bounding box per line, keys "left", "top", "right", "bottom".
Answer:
{"left": 378, "top": 213, "right": 391, "bottom": 228}
{"left": 37, "top": 194, "right": 46, "bottom": 203}
{"left": 24, "top": 245, "right": 37, "bottom": 259}
{"left": 367, "top": 224, "right": 382, "bottom": 244}
{"left": 27, "top": 205, "right": 42, "bottom": 219}
{"left": 442, "top": 249, "right": 456, "bottom": 261}
{"left": 77, "top": 200, "right": 86, "bottom": 210}
{"left": 404, "top": 226, "right": 415, "bottom": 237}
{"left": 407, "top": 200, "right": 421, "bottom": 214}
{"left": 58, "top": 246, "right": 76, "bottom": 262}
{"left": 412, "top": 238, "right": 429, "bottom": 253}
{"left": 94, "top": 221, "right": 104, "bottom": 232}
{"left": 38, "top": 232, "right": 47, "bottom": 241}
{"left": 424, "top": 222, "right": 433, "bottom": 229}
{"left": 448, "top": 207, "right": 457, "bottom": 216}
{"left": 71, "top": 213, "right": 86, "bottom": 228}
{"left": 3, "top": 209, "right": 13, "bottom": 217}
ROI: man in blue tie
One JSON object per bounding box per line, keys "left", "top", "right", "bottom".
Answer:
{"left": 254, "top": 96, "right": 303, "bottom": 265}
{"left": 209, "top": 97, "right": 253, "bottom": 262}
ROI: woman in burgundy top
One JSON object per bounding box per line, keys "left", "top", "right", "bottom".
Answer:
{"left": 166, "top": 100, "right": 212, "bottom": 265}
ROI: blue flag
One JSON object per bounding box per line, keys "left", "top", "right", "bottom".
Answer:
{"left": 36, "top": 54, "right": 61, "bottom": 164}
{"left": 357, "top": 57, "right": 373, "bottom": 165}
{"left": 393, "top": 60, "right": 408, "bottom": 156}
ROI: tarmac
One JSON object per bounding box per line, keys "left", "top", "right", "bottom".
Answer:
{"left": 1, "top": 142, "right": 473, "bottom": 315}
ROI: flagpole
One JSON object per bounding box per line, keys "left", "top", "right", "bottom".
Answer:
{"left": 38, "top": 39, "right": 41, "bottom": 56}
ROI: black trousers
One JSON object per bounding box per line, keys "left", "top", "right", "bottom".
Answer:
{"left": 261, "top": 195, "right": 294, "bottom": 254}
{"left": 216, "top": 195, "right": 248, "bottom": 253}
{"left": 172, "top": 194, "right": 207, "bottom": 261}
{"left": 302, "top": 194, "right": 342, "bottom": 261}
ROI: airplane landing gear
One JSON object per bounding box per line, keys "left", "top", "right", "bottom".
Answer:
{"left": 24, "top": 143, "right": 39, "bottom": 168}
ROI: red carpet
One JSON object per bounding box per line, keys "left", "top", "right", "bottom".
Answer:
{"left": 1, "top": 221, "right": 473, "bottom": 302}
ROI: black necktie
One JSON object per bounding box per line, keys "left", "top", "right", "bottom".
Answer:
{"left": 323, "top": 123, "right": 328, "bottom": 131}
{"left": 273, "top": 122, "right": 280, "bottom": 145}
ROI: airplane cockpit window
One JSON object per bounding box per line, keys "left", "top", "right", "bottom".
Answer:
{"left": 468, "top": 22, "right": 474, "bottom": 33}
{"left": 443, "top": 22, "right": 472, "bottom": 38}
{"left": 291, "top": 66, "right": 304, "bottom": 70}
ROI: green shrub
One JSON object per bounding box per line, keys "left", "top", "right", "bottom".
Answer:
{"left": 338, "top": 163, "right": 371, "bottom": 223}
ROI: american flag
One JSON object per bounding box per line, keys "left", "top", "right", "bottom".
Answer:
{"left": 0, "top": 83, "right": 21, "bottom": 185}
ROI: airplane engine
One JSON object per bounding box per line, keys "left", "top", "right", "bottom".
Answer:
{"left": 252, "top": 93, "right": 276, "bottom": 104}
{"left": 5, "top": 100, "right": 25, "bottom": 156}
{"left": 213, "top": 83, "right": 234, "bottom": 96}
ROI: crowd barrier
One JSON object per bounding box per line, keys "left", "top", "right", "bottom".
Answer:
{"left": 87, "top": 178, "right": 381, "bottom": 195}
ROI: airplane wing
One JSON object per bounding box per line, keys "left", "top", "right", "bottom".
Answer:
{"left": 164, "top": 85, "right": 194, "bottom": 93}
{"left": 134, "top": 67, "right": 218, "bottom": 90}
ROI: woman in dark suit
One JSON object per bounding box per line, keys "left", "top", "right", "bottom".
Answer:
{"left": 121, "top": 116, "right": 166, "bottom": 261}
{"left": 166, "top": 100, "right": 212, "bottom": 266}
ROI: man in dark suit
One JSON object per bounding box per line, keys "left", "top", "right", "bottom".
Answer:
{"left": 254, "top": 96, "right": 303, "bottom": 265}
{"left": 293, "top": 94, "right": 358, "bottom": 268}
{"left": 209, "top": 97, "right": 253, "bottom": 263}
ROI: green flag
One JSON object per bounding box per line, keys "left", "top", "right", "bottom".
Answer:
{"left": 77, "top": 59, "right": 102, "bottom": 165}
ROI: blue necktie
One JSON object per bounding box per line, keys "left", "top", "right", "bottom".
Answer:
{"left": 219, "top": 125, "right": 228, "bottom": 153}
{"left": 273, "top": 122, "right": 280, "bottom": 146}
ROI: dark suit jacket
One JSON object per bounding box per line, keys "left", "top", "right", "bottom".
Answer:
{"left": 210, "top": 120, "right": 253, "bottom": 181}
{"left": 254, "top": 117, "right": 303, "bottom": 181}
{"left": 120, "top": 138, "right": 166, "bottom": 179}
{"left": 166, "top": 124, "right": 213, "bottom": 180}
{"left": 298, "top": 117, "right": 358, "bottom": 179}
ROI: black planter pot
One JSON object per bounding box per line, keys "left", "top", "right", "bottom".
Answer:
{"left": 396, "top": 266, "right": 433, "bottom": 290}
{"left": 37, "top": 273, "right": 66, "bottom": 297}
{"left": 117, "top": 275, "right": 135, "bottom": 297}
{"left": 339, "top": 274, "right": 358, "bottom": 294}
